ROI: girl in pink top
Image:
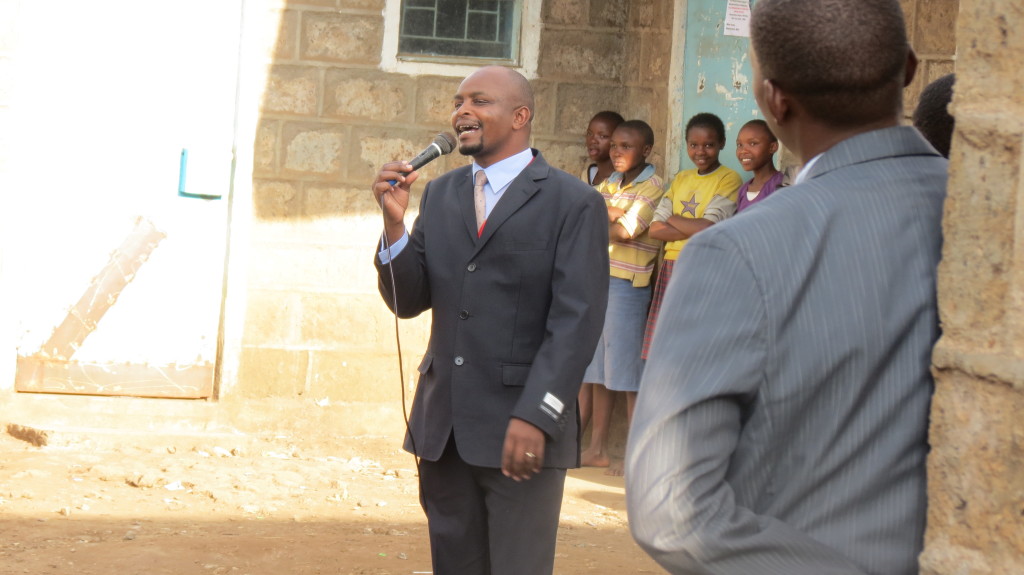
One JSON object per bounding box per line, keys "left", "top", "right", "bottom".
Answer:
{"left": 735, "top": 119, "right": 784, "bottom": 213}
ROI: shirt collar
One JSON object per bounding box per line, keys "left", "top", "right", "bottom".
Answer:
{"left": 794, "top": 153, "right": 824, "bottom": 185}
{"left": 473, "top": 148, "right": 534, "bottom": 194}
{"left": 606, "top": 163, "right": 656, "bottom": 186}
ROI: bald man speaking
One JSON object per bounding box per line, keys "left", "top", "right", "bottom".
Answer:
{"left": 372, "top": 66, "right": 608, "bottom": 575}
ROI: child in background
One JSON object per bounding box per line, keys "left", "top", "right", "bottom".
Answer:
{"left": 643, "top": 112, "right": 741, "bottom": 359}
{"left": 577, "top": 110, "right": 624, "bottom": 438}
{"left": 582, "top": 120, "right": 664, "bottom": 476}
{"left": 581, "top": 111, "right": 625, "bottom": 186}
{"left": 735, "top": 119, "right": 784, "bottom": 213}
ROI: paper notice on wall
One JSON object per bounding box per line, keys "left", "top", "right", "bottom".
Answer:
{"left": 724, "top": 0, "right": 751, "bottom": 37}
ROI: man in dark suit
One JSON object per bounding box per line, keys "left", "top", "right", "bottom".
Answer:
{"left": 371, "top": 66, "right": 608, "bottom": 575}
{"left": 626, "top": 0, "right": 947, "bottom": 574}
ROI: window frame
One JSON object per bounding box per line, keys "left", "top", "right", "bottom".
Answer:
{"left": 380, "top": 0, "right": 541, "bottom": 79}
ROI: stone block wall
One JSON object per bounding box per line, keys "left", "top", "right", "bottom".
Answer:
{"left": 921, "top": 0, "right": 1024, "bottom": 572}
{"left": 242, "top": 0, "right": 438, "bottom": 402}
{"left": 901, "top": 0, "right": 958, "bottom": 121}
{"left": 241, "top": 0, "right": 674, "bottom": 400}
{"left": 537, "top": 0, "right": 674, "bottom": 172}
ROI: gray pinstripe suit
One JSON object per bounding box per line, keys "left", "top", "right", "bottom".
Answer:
{"left": 626, "top": 126, "right": 947, "bottom": 574}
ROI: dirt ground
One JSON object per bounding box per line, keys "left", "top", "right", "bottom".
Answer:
{"left": 0, "top": 426, "right": 662, "bottom": 575}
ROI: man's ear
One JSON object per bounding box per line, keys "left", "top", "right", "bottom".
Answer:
{"left": 762, "top": 78, "right": 790, "bottom": 126}
{"left": 904, "top": 47, "right": 919, "bottom": 88}
{"left": 512, "top": 105, "right": 531, "bottom": 130}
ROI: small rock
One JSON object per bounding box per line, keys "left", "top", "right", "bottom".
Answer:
{"left": 125, "top": 473, "right": 158, "bottom": 489}
{"left": 201, "top": 489, "right": 229, "bottom": 503}
{"left": 164, "top": 481, "right": 186, "bottom": 491}
{"left": 5, "top": 423, "right": 49, "bottom": 447}
{"left": 123, "top": 530, "right": 137, "bottom": 541}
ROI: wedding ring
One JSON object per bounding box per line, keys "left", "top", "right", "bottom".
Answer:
{"left": 524, "top": 451, "right": 537, "bottom": 459}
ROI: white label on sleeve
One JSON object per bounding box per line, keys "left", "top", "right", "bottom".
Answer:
{"left": 543, "top": 392, "right": 564, "bottom": 415}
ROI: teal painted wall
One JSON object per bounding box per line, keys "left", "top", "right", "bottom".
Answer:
{"left": 679, "top": 0, "right": 762, "bottom": 177}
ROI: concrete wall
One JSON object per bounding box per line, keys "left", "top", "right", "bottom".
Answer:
{"left": 537, "top": 0, "right": 673, "bottom": 170}
{"left": 921, "top": 0, "right": 1024, "bottom": 571}
{"left": 241, "top": 0, "right": 674, "bottom": 401}
{"left": 901, "top": 0, "right": 959, "bottom": 122}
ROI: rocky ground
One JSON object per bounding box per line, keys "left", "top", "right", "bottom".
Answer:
{"left": 0, "top": 427, "right": 661, "bottom": 574}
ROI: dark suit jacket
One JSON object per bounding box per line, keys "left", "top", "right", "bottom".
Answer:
{"left": 376, "top": 150, "right": 609, "bottom": 469}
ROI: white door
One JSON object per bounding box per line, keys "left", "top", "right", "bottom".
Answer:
{"left": 2, "top": 1, "right": 242, "bottom": 398}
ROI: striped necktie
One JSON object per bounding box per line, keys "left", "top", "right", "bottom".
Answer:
{"left": 474, "top": 169, "right": 488, "bottom": 236}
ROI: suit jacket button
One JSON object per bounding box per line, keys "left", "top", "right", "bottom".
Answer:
{"left": 458, "top": 310, "right": 469, "bottom": 319}
{"left": 454, "top": 356, "right": 464, "bottom": 366}
{"left": 467, "top": 263, "right": 477, "bottom": 272}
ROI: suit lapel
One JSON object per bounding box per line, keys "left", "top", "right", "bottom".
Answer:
{"left": 473, "top": 152, "right": 547, "bottom": 252}
{"left": 478, "top": 178, "right": 539, "bottom": 243}
{"left": 457, "top": 169, "right": 480, "bottom": 241}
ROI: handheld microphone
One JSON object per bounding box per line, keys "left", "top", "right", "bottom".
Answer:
{"left": 387, "top": 132, "right": 457, "bottom": 185}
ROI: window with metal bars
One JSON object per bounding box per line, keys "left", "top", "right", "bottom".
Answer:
{"left": 398, "top": 0, "right": 520, "bottom": 64}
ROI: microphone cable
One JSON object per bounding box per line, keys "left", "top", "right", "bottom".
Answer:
{"left": 379, "top": 213, "right": 424, "bottom": 495}
{"left": 375, "top": 134, "right": 454, "bottom": 510}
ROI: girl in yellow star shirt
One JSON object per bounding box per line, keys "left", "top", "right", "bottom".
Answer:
{"left": 643, "top": 113, "right": 741, "bottom": 359}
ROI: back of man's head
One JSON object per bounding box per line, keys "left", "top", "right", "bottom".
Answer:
{"left": 913, "top": 73, "right": 955, "bottom": 158}
{"left": 751, "top": 0, "right": 909, "bottom": 127}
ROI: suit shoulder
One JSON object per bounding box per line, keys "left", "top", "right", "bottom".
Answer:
{"left": 699, "top": 192, "right": 799, "bottom": 254}
{"left": 545, "top": 165, "right": 603, "bottom": 199}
